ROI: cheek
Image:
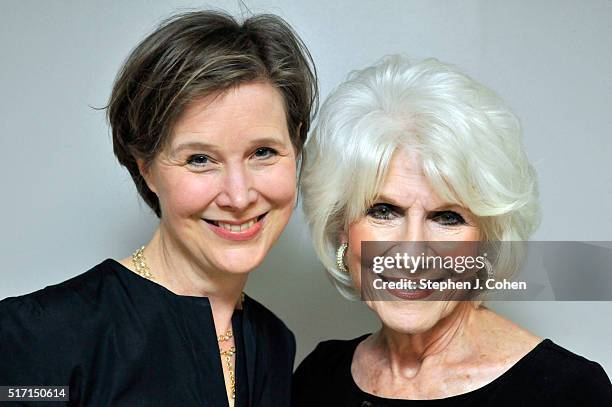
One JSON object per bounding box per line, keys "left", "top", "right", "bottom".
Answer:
{"left": 347, "top": 219, "right": 384, "bottom": 259}
{"left": 157, "top": 172, "right": 217, "bottom": 218}
{"left": 256, "top": 161, "right": 297, "bottom": 208}
{"left": 465, "top": 226, "right": 481, "bottom": 241}
{"left": 348, "top": 218, "right": 381, "bottom": 239}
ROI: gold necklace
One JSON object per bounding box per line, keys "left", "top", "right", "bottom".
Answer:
{"left": 218, "top": 329, "right": 236, "bottom": 399}
{"left": 131, "top": 246, "right": 154, "bottom": 280}
{"left": 130, "top": 246, "right": 242, "bottom": 400}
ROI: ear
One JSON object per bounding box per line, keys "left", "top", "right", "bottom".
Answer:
{"left": 136, "top": 158, "right": 158, "bottom": 194}
{"left": 339, "top": 230, "right": 348, "bottom": 245}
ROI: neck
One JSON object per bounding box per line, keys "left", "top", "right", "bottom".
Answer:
{"left": 143, "top": 224, "right": 248, "bottom": 333}
{"left": 374, "top": 302, "right": 480, "bottom": 379}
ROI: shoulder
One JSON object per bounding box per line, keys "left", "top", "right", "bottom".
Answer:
{"left": 305, "top": 334, "right": 369, "bottom": 361}
{"left": 0, "top": 259, "right": 120, "bottom": 326}
{"left": 0, "top": 259, "right": 132, "bottom": 354}
{"left": 294, "top": 334, "right": 369, "bottom": 380}
{"left": 317, "top": 335, "right": 365, "bottom": 354}
{"left": 0, "top": 259, "right": 122, "bottom": 385}
{"left": 534, "top": 339, "right": 609, "bottom": 376}
{"left": 521, "top": 339, "right": 612, "bottom": 402}
{"left": 292, "top": 335, "right": 369, "bottom": 405}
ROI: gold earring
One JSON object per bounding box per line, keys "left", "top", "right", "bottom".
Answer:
{"left": 336, "top": 243, "right": 349, "bottom": 273}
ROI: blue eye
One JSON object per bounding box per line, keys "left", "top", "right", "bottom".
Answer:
{"left": 431, "top": 211, "right": 466, "bottom": 226}
{"left": 366, "top": 204, "right": 398, "bottom": 220}
{"left": 187, "top": 154, "right": 210, "bottom": 167}
{"left": 253, "top": 147, "right": 278, "bottom": 159}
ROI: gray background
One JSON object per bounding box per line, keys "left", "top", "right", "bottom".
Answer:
{"left": 1, "top": 0, "right": 611, "bottom": 376}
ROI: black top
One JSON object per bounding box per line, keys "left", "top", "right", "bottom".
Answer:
{"left": 0, "top": 259, "right": 295, "bottom": 406}
{"left": 293, "top": 334, "right": 612, "bottom": 406}
{"left": 232, "top": 309, "right": 249, "bottom": 407}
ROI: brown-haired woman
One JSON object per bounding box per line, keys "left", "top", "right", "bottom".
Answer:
{"left": 0, "top": 10, "right": 317, "bottom": 407}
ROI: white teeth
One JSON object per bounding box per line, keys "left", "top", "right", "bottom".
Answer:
{"left": 217, "top": 218, "right": 257, "bottom": 233}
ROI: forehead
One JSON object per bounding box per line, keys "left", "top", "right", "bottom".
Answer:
{"left": 378, "top": 148, "right": 447, "bottom": 208}
{"left": 170, "top": 81, "right": 289, "bottom": 146}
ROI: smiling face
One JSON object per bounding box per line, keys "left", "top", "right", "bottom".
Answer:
{"left": 344, "top": 148, "right": 481, "bottom": 334}
{"left": 140, "top": 81, "right": 297, "bottom": 274}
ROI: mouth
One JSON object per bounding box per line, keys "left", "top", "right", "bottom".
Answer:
{"left": 203, "top": 213, "right": 267, "bottom": 230}
{"left": 378, "top": 274, "right": 442, "bottom": 301}
{"left": 202, "top": 213, "right": 268, "bottom": 241}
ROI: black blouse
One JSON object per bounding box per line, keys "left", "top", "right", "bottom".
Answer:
{"left": 0, "top": 259, "right": 295, "bottom": 406}
{"left": 293, "top": 334, "right": 612, "bottom": 406}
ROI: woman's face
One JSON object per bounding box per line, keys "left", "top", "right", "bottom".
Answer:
{"left": 344, "top": 148, "right": 481, "bottom": 334}
{"left": 141, "top": 82, "right": 297, "bottom": 274}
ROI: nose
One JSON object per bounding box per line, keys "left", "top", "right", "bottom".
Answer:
{"left": 403, "top": 207, "right": 427, "bottom": 242}
{"left": 399, "top": 210, "right": 428, "bottom": 259}
{"left": 215, "top": 163, "right": 258, "bottom": 211}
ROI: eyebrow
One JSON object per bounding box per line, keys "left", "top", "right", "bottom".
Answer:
{"left": 170, "top": 136, "right": 287, "bottom": 155}
{"left": 171, "top": 141, "right": 216, "bottom": 155}
{"left": 375, "top": 193, "right": 460, "bottom": 211}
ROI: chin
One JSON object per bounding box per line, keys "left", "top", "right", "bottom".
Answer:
{"left": 214, "top": 258, "right": 263, "bottom": 275}
{"left": 370, "top": 300, "right": 454, "bottom": 335}
{"left": 213, "top": 247, "right": 267, "bottom": 275}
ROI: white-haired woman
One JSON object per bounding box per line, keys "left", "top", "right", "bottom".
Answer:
{"left": 293, "top": 56, "right": 612, "bottom": 405}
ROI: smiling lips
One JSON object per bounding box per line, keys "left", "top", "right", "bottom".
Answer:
{"left": 380, "top": 274, "right": 440, "bottom": 300}
{"left": 203, "top": 213, "right": 267, "bottom": 241}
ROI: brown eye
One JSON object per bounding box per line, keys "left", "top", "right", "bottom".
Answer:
{"left": 366, "top": 204, "right": 398, "bottom": 220}
{"left": 431, "top": 211, "right": 466, "bottom": 226}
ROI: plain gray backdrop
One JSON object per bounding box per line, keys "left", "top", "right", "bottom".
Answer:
{"left": 1, "top": 0, "right": 611, "bottom": 377}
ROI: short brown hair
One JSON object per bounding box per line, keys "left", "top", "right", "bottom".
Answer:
{"left": 107, "top": 10, "right": 318, "bottom": 217}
